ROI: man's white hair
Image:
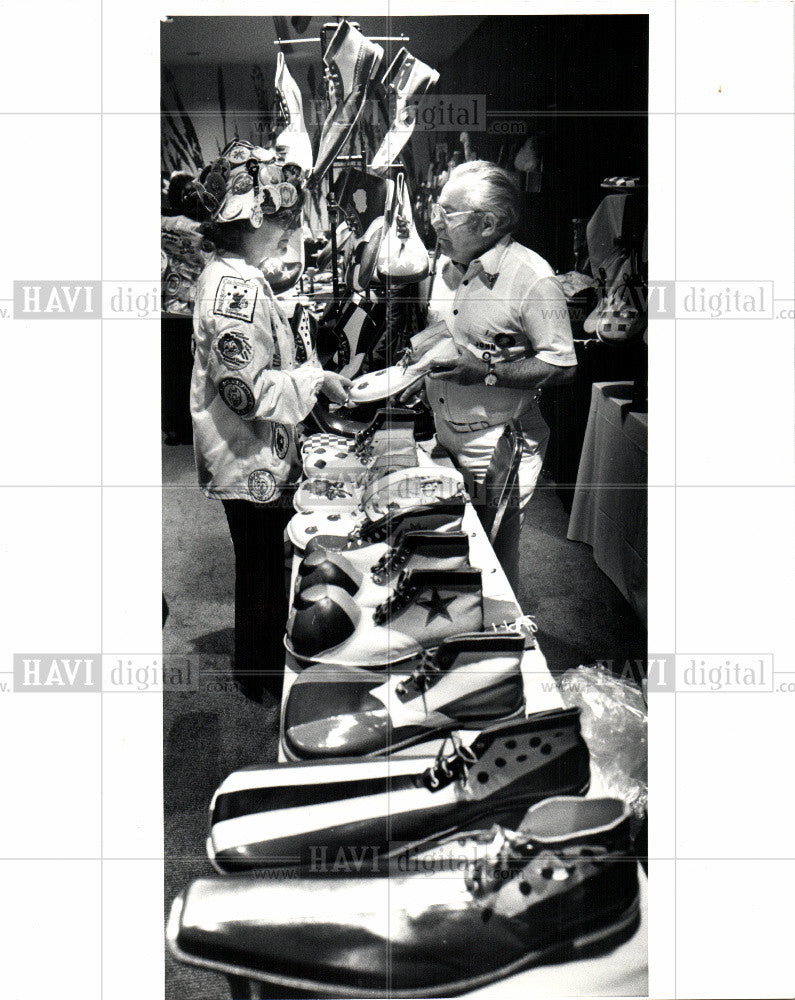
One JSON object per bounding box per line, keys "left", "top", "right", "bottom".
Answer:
{"left": 446, "top": 160, "right": 522, "bottom": 236}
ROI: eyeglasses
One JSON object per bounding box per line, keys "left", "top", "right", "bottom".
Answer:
{"left": 430, "top": 203, "right": 482, "bottom": 229}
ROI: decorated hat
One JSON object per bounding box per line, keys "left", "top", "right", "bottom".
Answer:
{"left": 195, "top": 139, "right": 306, "bottom": 229}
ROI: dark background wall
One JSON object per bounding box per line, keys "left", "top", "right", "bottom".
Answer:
{"left": 424, "top": 14, "right": 648, "bottom": 269}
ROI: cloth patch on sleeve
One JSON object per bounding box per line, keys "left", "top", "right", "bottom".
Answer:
{"left": 214, "top": 330, "right": 254, "bottom": 370}
{"left": 248, "top": 469, "right": 277, "bottom": 503}
{"left": 213, "top": 276, "right": 258, "bottom": 323}
{"left": 218, "top": 377, "right": 255, "bottom": 416}
{"left": 272, "top": 423, "right": 290, "bottom": 459}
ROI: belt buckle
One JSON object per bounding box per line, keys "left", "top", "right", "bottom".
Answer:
{"left": 451, "top": 419, "right": 489, "bottom": 432}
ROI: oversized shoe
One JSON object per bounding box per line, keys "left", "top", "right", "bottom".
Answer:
{"left": 287, "top": 496, "right": 465, "bottom": 556}
{"left": 285, "top": 567, "right": 484, "bottom": 668}
{"left": 347, "top": 321, "right": 460, "bottom": 405}
{"left": 371, "top": 47, "right": 440, "bottom": 171}
{"left": 284, "top": 630, "right": 527, "bottom": 758}
{"left": 272, "top": 50, "right": 313, "bottom": 173}
{"left": 302, "top": 408, "right": 420, "bottom": 478}
{"left": 171, "top": 797, "right": 639, "bottom": 998}
{"left": 310, "top": 21, "right": 384, "bottom": 186}
{"left": 295, "top": 529, "right": 471, "bottom": 606}
{"left": 203, "top": 707, "right": 589, "bottom": 872}
{"left": 304, "top": 497, "right": 466, "bottom": 555}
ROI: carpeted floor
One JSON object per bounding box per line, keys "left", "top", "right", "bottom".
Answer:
{"left": 162, "top": 442, "right": 646, "bottom": 1000}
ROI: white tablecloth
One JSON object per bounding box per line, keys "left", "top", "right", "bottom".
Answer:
{"left": 278, "top": 443, "right": 647, "bottom": 997}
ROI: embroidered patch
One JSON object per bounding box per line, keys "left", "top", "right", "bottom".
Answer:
{"left": 218, "top": 377, "right": 254, "bottom": 416}
{"left": 213, "top": 276, "right": 258, "bottom": 323}
{"left": 248, "top": 469, "right": 277, "bottom": 503}
{"left": 272, "top": 423, "right": 290, "bottom": 460}
{"left": 214, "top": 330, "right": 253, "bottom": 370}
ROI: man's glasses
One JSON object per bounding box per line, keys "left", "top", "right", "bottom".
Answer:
{"left": 430, "top": 203, "right": 482, "bottom": 229}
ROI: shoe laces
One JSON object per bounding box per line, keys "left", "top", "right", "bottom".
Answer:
{"left": 421, "top": 732, "right": 478, "bottom": 791}
{"left": 395, "top": 649, "right": 441, "bottom": 712}
{"left": 395, "top": 214, "right": 411, "bottom": 242}
{"left": 397, "top": 346, "right": 414, "bottom": 373}
{"left": 465, "top": 838, "right": 611, "bottom": 900}
{"left": 308, "top": 479, "right": 354, "bottom": 501}
{"left": 372, "top": 570, "right": 419, "bottom": 625}
{"left": 353, "top": 438, "right": 374, "bottom": 464}
{"left": 369, "top": 535, "right": 410, "bottom": 584}
{"left": 464, "top": 826, "right": 527, "bottom": 897}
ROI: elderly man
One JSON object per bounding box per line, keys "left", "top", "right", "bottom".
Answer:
{"left": 416, "top": 160, "right": 576, "bottom": 591}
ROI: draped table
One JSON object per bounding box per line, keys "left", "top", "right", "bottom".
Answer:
{"left": 269, "top": 440, "right": 647, "bottom": 999}
{"left": 568, "top": 381, "right": 648, "bottom": 622}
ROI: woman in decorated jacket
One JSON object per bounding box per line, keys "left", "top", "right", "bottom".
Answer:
{"left": 191, "top": 139, "right": 350, "bottom": 701}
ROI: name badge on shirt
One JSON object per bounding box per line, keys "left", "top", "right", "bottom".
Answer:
{"left": 213, "top": 276, "right": 258, "bottom": 324}
{"left": 467, "top": 331, "right": 526, "bottom": 363}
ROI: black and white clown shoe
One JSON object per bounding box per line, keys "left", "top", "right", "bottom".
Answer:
{"left": 284, "top": 630, "right": 527, "bottom": 758}
{"left": 205, "top": 707, "right": 589, "bottom": 873}
{"left": 285, "top": 568, "right": 484, "bottom": 668}
{"left": 302, "top": 497, "right": 466, "bottom": 558}
{"left": 295, "top": 530, "right": 470, "bottom": 607}
{"left": 171, "top": 797, "right": 638, "bottom": 999}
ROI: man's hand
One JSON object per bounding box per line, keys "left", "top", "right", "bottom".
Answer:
{"left": 398, "top": 383, "right": 429, "bottom": 406}
{"left": 319, "top": 371, "right": 353, "bottom": 405}
{"left": 426, "top": 352, "right": 488, "bottom": 385}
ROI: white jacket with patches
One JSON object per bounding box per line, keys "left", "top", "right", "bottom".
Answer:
{"left": 190, "top": 254, "right": 324, "bottom": 503}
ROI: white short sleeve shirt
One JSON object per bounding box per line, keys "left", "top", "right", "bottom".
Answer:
{"left": 425, "top": 235, "right": 576, "bottom": 427}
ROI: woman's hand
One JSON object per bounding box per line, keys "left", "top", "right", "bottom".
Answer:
{"left": 319, "top": 371, "right": 353, "bottom": 405}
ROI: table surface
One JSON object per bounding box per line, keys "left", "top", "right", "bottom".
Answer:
{"left": 278, "top": 441, "right": 648, "bottom": 997}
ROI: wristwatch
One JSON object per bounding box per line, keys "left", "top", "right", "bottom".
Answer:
{"left": 482, "top": 351, "right": 497, "bottom": 386}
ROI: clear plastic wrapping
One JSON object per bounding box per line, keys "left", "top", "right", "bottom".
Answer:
{"left": 559, "top": 664, "right": 648, "bottom": 819}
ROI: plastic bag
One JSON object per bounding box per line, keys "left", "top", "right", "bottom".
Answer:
{"left": 558, "top": 664, "right": 647, "bottom": 819}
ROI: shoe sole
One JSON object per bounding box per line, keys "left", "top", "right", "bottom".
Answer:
{"left": 167, "top": 883, "right": 638, "bottom": 998}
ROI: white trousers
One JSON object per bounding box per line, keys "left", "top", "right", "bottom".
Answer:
{"left": 433, "top": 410, "right": 549, "bottom": 593}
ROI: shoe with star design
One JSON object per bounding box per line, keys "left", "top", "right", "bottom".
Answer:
{"left": 285, "top": 568, "right": 483, "bottom": 668}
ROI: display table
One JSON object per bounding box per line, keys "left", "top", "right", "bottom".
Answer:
{"left": 274, "top": 442, "right": 648, "bottom": 998}
{"left": 568, "top": 381, "right": 648, "bottom": 622}
{"left": 279, "top": 442, "right": 564, "bottom": 762}
{"left": 280, "top": 501, "right": 564, "bottom": 762}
